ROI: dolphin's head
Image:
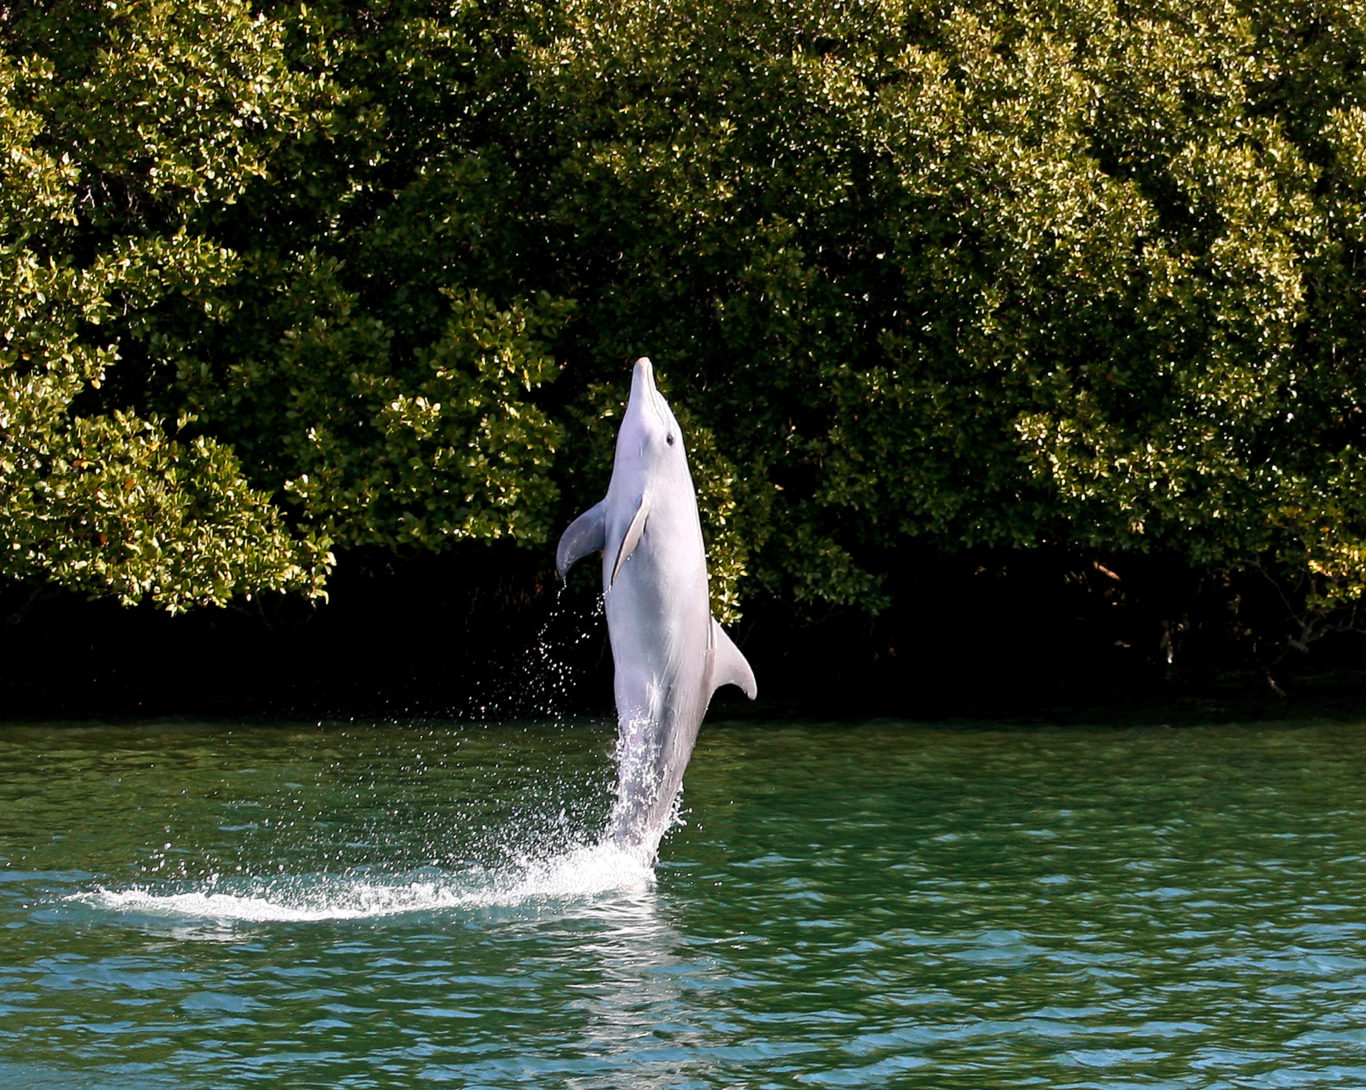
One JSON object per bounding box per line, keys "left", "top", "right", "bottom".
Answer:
{"left": 617, "top": 357, "right": 685, "bottom": 469}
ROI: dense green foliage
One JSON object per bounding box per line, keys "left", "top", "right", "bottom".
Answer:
{"left": 3, "top": 0, "right": 1366, "bottom": 654}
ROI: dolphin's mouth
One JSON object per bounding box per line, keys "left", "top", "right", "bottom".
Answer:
{"left": 630, "top": 357, "right": 672, "bottom": 435}
{"left": 631, "top": 356, "right": 657, "bottom": 399}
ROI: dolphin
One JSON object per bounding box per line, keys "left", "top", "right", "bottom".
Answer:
{"left": 556, "top": 357, "right": 757, "bottom": 862}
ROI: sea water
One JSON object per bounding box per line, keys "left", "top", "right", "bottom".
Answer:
{"left": 2, "top": 717, "right": 1366, "bottom": 1088}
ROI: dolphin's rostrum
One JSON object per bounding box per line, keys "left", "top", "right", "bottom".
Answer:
{"left": 557, "top": 357, "right": 757, "bottom": 861}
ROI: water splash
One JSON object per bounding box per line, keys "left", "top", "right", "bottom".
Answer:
{"left": 71, "top": 841, "right": 654, "bottom": 930}
{"left": 465, "top": 584, "right": 605, "bottom": 721}
{"left": 605, "top": 714, "right": 679, "bottom": 864}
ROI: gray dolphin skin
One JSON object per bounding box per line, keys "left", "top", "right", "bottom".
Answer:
{"left": 556, "top": 357, "right": 757, "bottom": 862}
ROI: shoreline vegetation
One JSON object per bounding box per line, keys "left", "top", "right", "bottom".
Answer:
{"left": 6, "top": 0, "right": 1366, "bottom": 720}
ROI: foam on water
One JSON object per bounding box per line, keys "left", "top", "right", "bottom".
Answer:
{"left": 73, "top": 840, "right": 654, "bottom": 926}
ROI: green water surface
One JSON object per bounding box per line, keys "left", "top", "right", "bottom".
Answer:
{"left": 1, "top": 717, "right": 1365, "bottom": 1088}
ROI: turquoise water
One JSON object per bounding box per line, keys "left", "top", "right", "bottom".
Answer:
{"left": 2, "top": 718, "right": 1366, "bottom": 1087}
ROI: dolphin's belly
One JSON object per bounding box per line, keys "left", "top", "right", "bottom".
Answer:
{"left": 604, "top": 551, "right": 708, "bottom": 706}
{"left": 601, "top": 536, "right": 712, "bottom": 853}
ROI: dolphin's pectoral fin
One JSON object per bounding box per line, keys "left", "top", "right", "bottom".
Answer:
{"left": 610, "top": 496, "right": 650, "bottom": 585}
{"left": 710, "top": 618, "right": 757, "bottom": 699}
{"left": 556, "top": 500, "right": 607, "bottom": 579}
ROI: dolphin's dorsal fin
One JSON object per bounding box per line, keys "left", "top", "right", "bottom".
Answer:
{"left": 610, "top": 495, "right": 650, "bottom": 585}
{"left": 710, "top": 618, "right": 757, "bottom": 699}
{"left": 556, "top": 499, "right": 607, "bottom": 579}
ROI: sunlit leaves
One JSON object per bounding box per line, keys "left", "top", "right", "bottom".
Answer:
{"left": 0, "top": 0, "right": 330, "bottom": 610}
{"left": 5, "top": 0, "right": 1366, "bottom": 644}
{"left": 504, "top": 0, "right": 1366, "bottom": 635}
